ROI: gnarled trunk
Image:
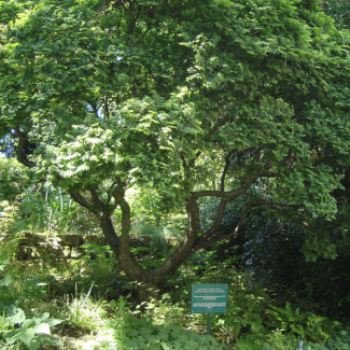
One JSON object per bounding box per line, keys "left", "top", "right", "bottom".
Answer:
{"left": 99, "top": 191, "right": 201, "bottom": 301}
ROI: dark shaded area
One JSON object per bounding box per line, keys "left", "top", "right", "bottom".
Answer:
{"left": 320, "top": 0, "right": 350, "bottom": 29}
{"left": 0, "top": 131, "right": 36, "bottom": 159}
{"left": 217, "top": 206, "right": 350, "bottom": 320}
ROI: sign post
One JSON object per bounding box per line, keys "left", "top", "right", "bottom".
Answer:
{"left": 191, "top": 284, "right": 228, "bottom": 335}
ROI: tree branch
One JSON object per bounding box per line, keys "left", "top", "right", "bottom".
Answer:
{"left": 220, "top": 149, "right": 237, "bottom": 192}
{"left": 193, "top": 199, "right": 227, "bottom": 247}
{"left": 134, "top": 20, "right": 153, "bottom": 46}
{"left": 128, "top": 5, "right": 142, "bottom": 35}
{"left": 104, "top": 95, "right": 110, "bottom": 119}
{"left": 256, "top": 172, "right": 278, "bottom": 178}
{"left": 66, "top": 190, "right": 99, "bottom": 215}
{"left": 87, "top": 185, "right": 108, "bottom": 211}
{"left": 206, "top": 200, "right": 227, "bottom": 235}
{"left": 243, "top": 193, "right": 308, "bottom": 227}
{"left": 15, "top": 128, "right": 36, "bottom": 168}
{"left": 190, "top": 203, "right": 254, "bottom": 253}
{"left": 244, "top": 193, "right": 304, "bottom": 209}
{"left": 151, "top": 194, "right": 200, "bottom": 278}
{"left": 193, "top": 182, "right": 252, "bottom": 199}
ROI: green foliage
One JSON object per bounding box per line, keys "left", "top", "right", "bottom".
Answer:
{"left": 0, "top": 1, "right": 22, "bottom": 24}
{"left": 0, "top": 258, "right": 61, "bottom": 350}
{"left": 99, "top": 297, "right": 228, "bottom": 350}
{"left": 238, "top": 210, "right": 350, "bottom": 319}
{"left": 0, "top": 156, "right": 100, "bottom": 235}
{"left": 320, "top": 0, "right": 350, "bottom": 29}
{"left": 1, "top": 241, "right": 350, "bottom": 350}
{"left": 74, "top": 242, "right": 122, "bottom": 294}
{"left": 1, "top": 0, "right": 350, "bottom": 283}
{"left": 0, "top": 158, "right": 29, "bottom": 202}
{"left": 14, "top": 186, "right": 100, "bottom": 234}
{"left": 0, "top": 259, "right": 48, "bottom": 311}
{"left": 0, "top": 201, "right": 19, "bottom": 235}
{"left": 0, "top": 307, "right": 60, "bottom": 350}
{"left": 162, "top": 262, "right": 345, "bottom": 348}
{"left": 133, "top": 223, "right": 181, "bottom": 257}
{"left": 266, "top": 302, "right": 335, "bottom": 341}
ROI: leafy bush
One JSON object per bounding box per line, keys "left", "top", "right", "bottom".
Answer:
{"left": 98, "top": 297, "right": 228, "bottom": 350}
{"left": 266, "top": 302, "right": 336, "bottom": 342}
{"left": 236, "top": 211, "right": 350, "bottom": 319}
{"left": 163, "top": 262, "right": 346, "bottom": 348}
{"left": 72, "top": 242, "right": 124, "bottom": 296}
{"left": 0, "top": 258, "right": 61, "bottom": 350}
{"left": 0, "top": 307, "right": 60, "bottom": 350}
{"left": 0, "top": 158, "right": 29, "bottom": 202}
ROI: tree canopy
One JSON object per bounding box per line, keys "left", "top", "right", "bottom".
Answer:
{"left": 321, "top": 0, "right": 350, "bottom": 29}
{"left": 1, "top": 0, "right": 350, "bottom": 284}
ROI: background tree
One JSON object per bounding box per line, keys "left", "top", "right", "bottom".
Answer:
{"left": 1, "top": 0, "right": 350, "bottom": 289}
{"left": 320, "top": 0, "right": 350, "bottom": 29}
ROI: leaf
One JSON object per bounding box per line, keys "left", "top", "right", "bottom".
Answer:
{"left": 34, "top": 323, "right": 51, "bottom": 335}
{"left": 22, "top": 319, "right": 35, "bottom": 329}
{"left": 290, "top": 324, "right": 305, "bottom": 337}
{"left": 251, "top": 322, "right": 262, "bottom": 333}
{"left": 8, "top": 307, "right": 26, "bottom": 324}
{"left": 29, "top": 337, "right": 41, "bottom": 350}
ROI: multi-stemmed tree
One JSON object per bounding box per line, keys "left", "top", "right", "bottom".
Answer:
{"left": 1, "top": 0, "right": 350, "bottom": 288}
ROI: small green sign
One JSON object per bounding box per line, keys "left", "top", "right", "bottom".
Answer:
{"left": 191, "top": 284, "right": 228, "bottom": 313}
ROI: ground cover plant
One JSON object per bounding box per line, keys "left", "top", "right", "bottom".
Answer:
{"left": 1, "top": 226, "right": 350, "bottom": 350}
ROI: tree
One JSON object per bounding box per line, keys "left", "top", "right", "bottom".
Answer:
{"left": 1, "top": 0, "right": 350, "bottom": 289}
{"left": 320, "top": 0, "right": 350, "bottom": 29}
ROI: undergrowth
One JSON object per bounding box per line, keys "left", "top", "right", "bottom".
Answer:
{"left": 0, "top": 232, "right": 350, "bottom": 350}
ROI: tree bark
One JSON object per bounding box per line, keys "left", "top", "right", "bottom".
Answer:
{"left": 99, "top": 190, "right": 201, "bottom": 300}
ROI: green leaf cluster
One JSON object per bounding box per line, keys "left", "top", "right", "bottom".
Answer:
{"left": 0, "top": 308, "right": 61, "bottom": 350}
{"left": 101, "top": 296, "right": 228, "bottom": 350}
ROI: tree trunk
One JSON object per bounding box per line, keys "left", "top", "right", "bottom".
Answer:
{"left": 99, "top": 192, "right": 201, "bottom": 301}
{"left": 137, "top": 280, "right": 161, "bottom": 303}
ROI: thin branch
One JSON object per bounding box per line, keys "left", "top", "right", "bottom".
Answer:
{"left": 220, "top": 149, "right": 237, "bottom": 192}
{"left": 87, "top": 186, "right": 107, "bottom": 211}
{"left": 86, "top": 99, "right": 100, "bottom": 118}
{"left": 243, "top": 193, "right": 309, "bottom": 228}
{"left": 193, "top": 181, "right": 253, "bottom": 199}
{"left": 134, "top": 21, "right": 153, "bottom": 46}
{"left": 208, "top": 115, "right": 229, "bottom": 139}
{"left": 15, "top": 128, "right": 36, "bottom": 168}
{"left": 244, "top": 193, "right": 304, "bottom": 209}
{"left": 191, "top": 203, "right": 254, "bottom": 253}
{"left": 104, "top": 95, "right": 110, "bottom": 119}
{"left": 128, "top": 5, "right": 142, "bottom": 35}
{"left": 67, "top": 190, "right": 99, "bottom": 215}
{"left": 196, "top": 199, "right": 227, "bottom": 243}
{"left": 107, "top": 180, "right": 119, "bottom": 208}
{"left": 254, "top": 146, "right": 263, "bottom": 162}
{"left": 256, "top": 172, "right": 278, "bottom": 178}
{"left": 121, "top": 2, "right": 127, "bottom": 12}
{"left": 179, "top": 150, "right": 187, "bottom": 167}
